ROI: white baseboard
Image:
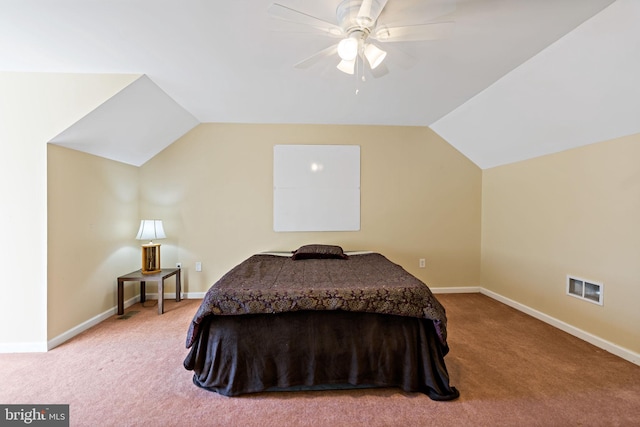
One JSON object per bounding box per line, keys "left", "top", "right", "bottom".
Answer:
{"left": 47, "top": 293, "right": 205, "bottom": 351}
{"left": 9, "top": 288, "right": 639, "bottom": 367}
{"left": 0, "top": 296, "right": 142, "bottom": 353}
{"left": 46, "top": 295, "right": 141, "bottom": 351}
{"left": 478, "top": 288, "right": 639, "bottom": 366}
{"left": 432, "top": 286, "right": 639, "bottom": 366}
{"left": 431, "top": 286, "right": 481, "bottom": 294}
{"left": 0, "top": 341, "right": 48, "bottom": 353}
{"left": 183, "top": 291, "right": 206, "bottom": 299}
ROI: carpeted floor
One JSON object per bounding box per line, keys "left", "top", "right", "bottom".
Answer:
{"left": 1, "top": 293, "right": 639, "bottom": 426}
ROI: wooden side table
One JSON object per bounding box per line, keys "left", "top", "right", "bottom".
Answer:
{"left": 117, "top": 268, "right": 181, "bottom": 315}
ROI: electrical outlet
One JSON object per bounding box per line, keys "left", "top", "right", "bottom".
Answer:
{"left": 195, "top": 262, "right": 202, "bottom": 272}
{"left": 419, "top": 258, "right": 426, "bottom": 268}
{"left": 176, "top": 262, "right": 182, "bottom": 269}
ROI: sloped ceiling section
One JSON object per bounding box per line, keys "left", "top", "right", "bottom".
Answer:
{"left": 50, "top": 75, "right": 198, "bottom": 167}
{"left": 3, "top": 0, "right": 638, "bottom": 168}
{"left": 431, "top": 0, "right": 640, "bottom": 169}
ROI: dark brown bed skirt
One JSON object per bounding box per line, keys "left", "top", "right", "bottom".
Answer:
{"left": 183, "top": 310, "right": 459, "bottom": 401}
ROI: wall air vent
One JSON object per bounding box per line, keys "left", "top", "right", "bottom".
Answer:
{"left": 567, "top": 275, "right": 603, "bottom": 305}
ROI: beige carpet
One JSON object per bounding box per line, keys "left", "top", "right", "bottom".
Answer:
{"left": 1, "top": 294, "right": 639, "bottom": 426}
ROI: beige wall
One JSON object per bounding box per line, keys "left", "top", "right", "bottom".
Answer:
{"left": 0, "top": 72, "right": 138, "bottom": 350}
{"left": 47, "top": 145, "right": 140, "bottom": 339}
{"left": 5, "top": 72, "right": 637, "bottom": 361}
{"left": 140, "top": 123, "right": 482, "bottom": 294}
{"left": 481, "top": 134, "right": 640, "bottom": 354}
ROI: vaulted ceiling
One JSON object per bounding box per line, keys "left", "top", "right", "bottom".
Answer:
{"left": 2, "top": 0, "right": 638, "bottom": 168}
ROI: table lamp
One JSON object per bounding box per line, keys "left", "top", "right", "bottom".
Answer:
{"left": 136, "top": 219, "right": 166, "bottom": 274}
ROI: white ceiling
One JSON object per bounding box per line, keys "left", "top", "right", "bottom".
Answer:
{"left": 50, "top": 76, "right": 198, "bottom": 166}
{"left": 1, "top": 0, "right": 637, "bottom": 168}
{"left": 432, "top": 0, "right": 640, "bottom": 168}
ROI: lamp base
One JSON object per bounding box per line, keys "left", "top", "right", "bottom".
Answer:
{"left": 141, "top": 243, "right": 161, "bottom": 274}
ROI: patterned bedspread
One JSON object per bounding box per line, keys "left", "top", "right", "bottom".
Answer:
{"left": 185, "top": 253, "right": 449, "bottom": 349}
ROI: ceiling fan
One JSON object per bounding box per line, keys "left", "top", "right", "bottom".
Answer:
{"left": 268, "top": 0, "right": 455, "bottom": 76}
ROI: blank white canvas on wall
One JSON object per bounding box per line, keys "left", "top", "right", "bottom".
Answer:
{"left": 273, "top": 145, "right": 360, "bottom": 232}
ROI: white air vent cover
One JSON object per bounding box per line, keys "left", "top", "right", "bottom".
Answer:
{"left": 567, "top": 275, "right": 603, "bottom": 305}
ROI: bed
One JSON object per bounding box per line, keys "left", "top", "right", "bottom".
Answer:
{"left": 183, "top": 245, "right": 459, "bottom": 400}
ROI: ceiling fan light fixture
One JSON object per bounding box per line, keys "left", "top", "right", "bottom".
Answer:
{"left": 337, "top": 37, "right": 359, "bottom": 61}
{"left": 364, "top": 43, "right": 387, "bottom": 69}
{"left": 337, "top": 58, "right": 356, "bottom": 74}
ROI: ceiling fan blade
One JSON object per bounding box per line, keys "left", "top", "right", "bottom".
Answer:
{"left": 358, "top": 0, "right": 373, "bottom": 18}
{"left": 294, "top": 43, "right": 338, "bottom": 69}
{"left": 374, "top": 21, "right": 454, "bottom": 42}
{"left": 268, "top": 3, "right": 343, "bottom": 36}
{"left": 357, "top": 0, "right": 389, "bottom": 25}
